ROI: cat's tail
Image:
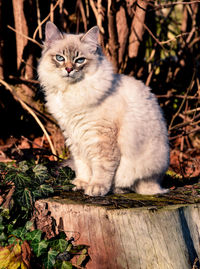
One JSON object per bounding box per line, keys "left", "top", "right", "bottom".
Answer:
{"left": 133, "top": 180, "right": 168, "bottom": 195}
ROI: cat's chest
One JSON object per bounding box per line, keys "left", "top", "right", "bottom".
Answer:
{"left": 46, "top": 92, "right": 95, "bottom": 131}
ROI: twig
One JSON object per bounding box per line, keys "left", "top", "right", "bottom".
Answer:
{"left": 33, "top": 0, "right": 61, "bottom": 40}
{"left": 131, "top": 8, "right": 167, "bottom": 52}
{"left": 7, "top": 25, "right": 42, "bottom": 48}
{"left": 169, "top": 126, "right": 200, "bottom": 140}
{"left": 160, "top": 32, "right": 192, "bottom": 45}
{"left": 153, "top": 1, "right": 200, "bottom": 11}
{"left": 0, "top": 78, "right": 57, "bottom": 161}
{"left": 36, "top": 0, "right": 42, "bottom": 39}
{"left": 77, "top": 0, "right": 87, "bottom": 31}
{"left": 9, "top": 75, "right": 40, "bottom": 84}
{"left": 169, "top": 72, "right": 195, "bottom": 130}
{"left": 157, "top": 94, "right": 200, "bottom": 100}
{"left": 89, "top": 0, "right": 105, "bottom": 33}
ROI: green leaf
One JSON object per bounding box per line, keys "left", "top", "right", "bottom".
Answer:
{"left": 0, "top": 215, "right": 3, "bottom": 224}
{"left": 48, "top": 239, "right": 68, "bottom": 252}
{"left": 25, "top": 221, "right": 33, "bottom": 231}
{"left": 39, "top": 185, "right": 54, "bottom": 196}
{"left": 33, "top": 164, "right": 49, "bottom": 182}
{"left": 61, "top": 261, "right": 73, "bottom": 269}
{"left": 55, "top": 260, "right": 73, "bottom": 269}
{"left": 0, "top": 224, "right": 4, "bottom": 233}
{"left": 43, "top": 249, "right": 58, "bottom": 269}
{"left": 14, "top": 172, "right": 31, "bottom": 186}
{"left": 76, "top": 248, "right": 88, "bottom": 266}
{"left": 17, "top": 188, "right": 33, "bottom": 210}
{"left": 70, "top": 244, "right": 88, "bottom": 254}
{"left": 25, "top": 230, "right": 42, "bottom": 243}
{"left": 31, "top": 240, "right": 48, "bottom": 257}
{"left": 18, "top": 161, "right": 29, "bottom": 173}
{"left": 0, "top": 232, "right": 7, "bottom": 242}
{"left": 57, "top": 167, "right": 75, "bottom": 182}
{"left": 7, "top": 223, "right": 14, "bottom": 234}
{"left": 8, "top": 236, "right": 18, "bottom": 245}
{"left": 12, "top": 227, "right": 27, "bottom": 240}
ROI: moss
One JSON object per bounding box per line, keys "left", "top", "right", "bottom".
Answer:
{"left": 46, "top": 185, "right": 200, "bottom": 211}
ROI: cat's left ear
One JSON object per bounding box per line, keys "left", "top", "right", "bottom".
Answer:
{"left": 80, "top": 26, "right": 99, "bottom": 52}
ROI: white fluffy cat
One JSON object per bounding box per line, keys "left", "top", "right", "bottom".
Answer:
{"left": 38, "top": 21, "right": 169, "bottom": 196}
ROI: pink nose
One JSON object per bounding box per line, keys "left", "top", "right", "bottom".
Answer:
{"left": 66, "top": 67, "right": 73, "bottom": 73}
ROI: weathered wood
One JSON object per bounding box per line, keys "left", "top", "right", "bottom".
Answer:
{"left": 34, "top": 193, "right": 200, "bottom": 269}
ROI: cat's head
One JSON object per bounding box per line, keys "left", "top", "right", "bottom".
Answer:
{"left": 40, "top": 22, "right": 102, "bottom": 84}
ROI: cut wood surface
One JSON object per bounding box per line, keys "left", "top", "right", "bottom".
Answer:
{"left": 34, "top": 191, "right": 200, "bottom": 269}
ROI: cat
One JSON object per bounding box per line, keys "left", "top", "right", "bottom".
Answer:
{"left": 38, "top": 21, "right": 170, "bottom": 197}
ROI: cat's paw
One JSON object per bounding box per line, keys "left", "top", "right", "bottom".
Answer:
{"left": 72, "top": 178, "right": 88, "bottom": 191}
{"left": 84, "top": 184, "right": 109, "bottom": 196}
{"left": 113, "top": 187, "right": 130, "bottom": 194}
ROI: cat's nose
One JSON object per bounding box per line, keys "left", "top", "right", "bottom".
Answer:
{"left": 65, "top": 67, "right": 73, "bottom": 73}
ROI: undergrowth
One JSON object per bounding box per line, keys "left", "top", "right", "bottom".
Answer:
{"left": 0, "top": 161, "right": 89, "bottom": 269}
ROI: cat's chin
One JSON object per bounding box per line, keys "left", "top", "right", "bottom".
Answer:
{"left": 62, "top": 74, "right": 83, "bottom": 84}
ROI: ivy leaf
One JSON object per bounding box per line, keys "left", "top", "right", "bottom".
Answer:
{"left": 0, "top": 232, "right": 7, "bottom": 242}
{"left": 76, "top": 248, "right": 88, "bottom": 266}
{"left": 31, "top": 240, "right": 48, "bottom": 257}
{"left": 58, "top": 167, "right": 74, "bottom": 179}
{"left": 25, "top": 230, "right": 42, "bottom": 243}
{"left": 54, "top": 260, "right": 73, "bottom": 269}
{"left": 12, "top": 227, "right": 27, "bottom": 240}
{"left": 8, "top": 236, "right": 18, "bottom": 245}
{"left": 18, "top": 161, "right": 29, "bottom": 173}
{"left": 33, "top": 164, "right": 49, "bottom": 182}
{"left": 61, "top": 261, "right": 73, "bottom": 269}
{"left": 25, "top": 221, "right": 33, "bottom": 231}
{"left": 20, "top": 188, "right": 33, "bottom": 209}
{"left": 13, "top": 172, "right": 31, "bottom": 186}
{"left": 43, "top": 249, "right": 58, "bottom": 269}
{"left": 39, "top": 184, "right": 54, "bottom": 196}
{"left": 0, "top": 224, "right": 4, "bottom": 233}
{"left": 48, "top": 239, "right": 68, "bottom": 252}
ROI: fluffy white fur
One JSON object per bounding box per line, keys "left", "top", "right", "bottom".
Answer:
{"left": 38, "top": 22, "right": 170, "bottom": 196}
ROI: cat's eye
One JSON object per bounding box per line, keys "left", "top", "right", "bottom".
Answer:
{"left": 75, "top": 57, "right": 86, "bottom": 64}
{"left": 56, "top": 55, "right": 65, "bottom": 62}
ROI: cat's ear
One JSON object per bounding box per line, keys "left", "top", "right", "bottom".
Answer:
{"left": 44, "top": 21, "right": 63, "bottom": 46}
{"left": 80, "top": 26, "right": 99, "bottom": 52}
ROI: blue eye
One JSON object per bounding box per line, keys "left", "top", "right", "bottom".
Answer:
{"left": 56, "top": 55, "right": 65, "bottom": 62}
{"left": 75, "top": 57, "right": 86, "bottom": 64}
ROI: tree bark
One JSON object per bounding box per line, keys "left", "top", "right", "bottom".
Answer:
{"left": 34, "top": 195, "right": 200, "bottom": 269}
{"left": 128, "top": 0, "right": 148, "bottom": 59}
{"left": 12, "top": 0, "right": 33, "bottom": 79}
{"left": 107, "top": 0, "right": 119, "bottom": 72}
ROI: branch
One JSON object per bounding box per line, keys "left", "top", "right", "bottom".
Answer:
{"left": 0, "top": 78, "right": 57, "bottom": 160}
{"left": 153, "top": 1, "right": 200, "bottom": 11}
{"left": 169, "top": 72, "right": 196, "bottom": 130}
{"left": 7, "top": 25, "right": 42, "bottom": 48}
{"left": 33, "top": 0, "right": 61, "bottom": 40}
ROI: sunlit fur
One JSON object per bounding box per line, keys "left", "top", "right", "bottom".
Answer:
{"left": 38, "top": 22, "right": 170, "bottom": 196}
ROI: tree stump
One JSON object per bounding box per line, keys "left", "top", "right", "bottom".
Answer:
{"left": 34, "top": 191, "right": 200, "bottom": 269}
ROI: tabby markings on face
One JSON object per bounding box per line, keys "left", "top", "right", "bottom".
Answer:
{"left": 52, "top": 48, "right": 87, "bottom": 79}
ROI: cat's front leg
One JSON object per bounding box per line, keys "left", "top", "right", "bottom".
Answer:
{"left": 84, "top": 160, "right": 116, "bottom": 196}
{"left": 72, "top": 159, "right": 91, "bottom": 191}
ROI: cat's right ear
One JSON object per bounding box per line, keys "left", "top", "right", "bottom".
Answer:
{"left": 44, "top": 21, "right": 63, "bottom": 46}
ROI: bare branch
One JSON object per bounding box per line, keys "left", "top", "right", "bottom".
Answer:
{"left": 0, "top": 78, "right": 57, "bottom": 160}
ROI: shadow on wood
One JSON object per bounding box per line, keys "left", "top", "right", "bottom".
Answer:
{"left": 34, "top": 192, "right": 200, "bottom": 269}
